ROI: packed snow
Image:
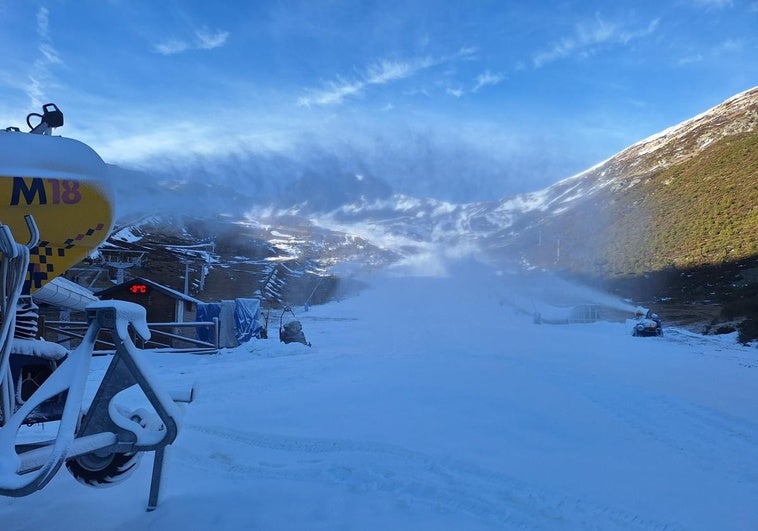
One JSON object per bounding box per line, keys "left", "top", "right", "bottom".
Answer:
{"left": 2, "top": 264, "right": 758, "bottom": 530}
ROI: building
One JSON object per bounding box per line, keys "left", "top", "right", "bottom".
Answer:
{"left": 95, "top": 277, "right": 204, "bottom": 349}
{"left": 95, "top": 277, "right": 201, "bottom": 323}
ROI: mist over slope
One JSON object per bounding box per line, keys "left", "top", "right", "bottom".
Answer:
{"left": 99, "top": 87, "right": 758, "bottom": 336}
{"left": 110, "top": 87, "right": 757, "bottom": 272}
{"left": 107, "top": 123, "right": 577, "bottom": 222}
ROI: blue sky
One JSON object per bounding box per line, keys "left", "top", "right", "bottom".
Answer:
{"left": 0, "top": 0, "right": 756, "bottom": 203}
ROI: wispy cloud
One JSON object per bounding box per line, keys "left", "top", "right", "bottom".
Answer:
{"left": 154, "top": 27, "right": 229, "bottom": 55}
{"left": 154, "top": 39, "right": 190, "bottom": 55}
{"left": 298, "top": 47, "right": 476, "bottom": 107}
{"left": 677, "top": 38, "right": 742, "bottom": 66}
{"left": 714, "top": 38, "right": 742, "bottom": 53}
{"left": 196, "top": 28, "right": 229, "bottom": 50}
{"left": 366, "top": 60, "right": 427, "bottom": 85}
{"left": 27, "top": 7, "right": 62, "bottom": 108}
{"left": 677, "top": 54, "right": 704, "bottom": 66}
{"left": 691, "top": 0, "right": 733, "bottom": 9}
{"left": 298, "top": 58, "right": 434, "bottom": 107}
{"left": 36, "top": 6, "right": 49, "bottom": 37}
{"left": 456, "top": 47, "right": 479, "bottom": 60}
{"left": 444, "top": 70, "right": 504, "bottom": 99}
{"left": 532, "top": 15, "right": 659, "bottom": 68}
{"left": 472, "top": 70, "right": 504, "bottom": 92}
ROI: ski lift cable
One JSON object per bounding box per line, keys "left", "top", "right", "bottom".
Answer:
{"left": 304, "top": 275, "right": 324, "bottom": 308}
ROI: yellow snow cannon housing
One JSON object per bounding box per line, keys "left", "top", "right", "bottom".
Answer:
{"left": 0, "top": 122, "right": 114, "bottom": 293}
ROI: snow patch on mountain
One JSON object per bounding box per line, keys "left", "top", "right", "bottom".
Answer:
{"left": 110, "top": 225, "right": 143, "bottom": 243}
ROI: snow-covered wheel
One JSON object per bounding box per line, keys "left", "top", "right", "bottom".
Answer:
{"left": 66, "top": 450, "right": 142, "bottom": 488}
{"left": 65, "top": 408, "right": 151, "bottom": 487}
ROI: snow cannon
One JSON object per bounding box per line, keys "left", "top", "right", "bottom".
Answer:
{"left": 0, "top": 105, "right": 187, "bottom": 512}
{"left": 279, "top": 305, "right": 311, "bottom": 347}
{"left": 630, "top": 306, "right": 663, "bottom": 337}
{"left": 0, "top": 104, "right": 114, "bottom": 293}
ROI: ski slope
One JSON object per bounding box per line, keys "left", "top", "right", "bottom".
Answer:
{"left": 2, "top": 266, "right": 758, "bottom": 530}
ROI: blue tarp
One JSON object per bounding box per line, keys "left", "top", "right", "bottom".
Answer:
{"left": 197, "top": 298, "right": 262, "bottom": 346}
{"left": 196, "top": 302, "right": 221, "bottom": 342}
{"left": 234, "top": 298, "right": 261, "bottom": 343}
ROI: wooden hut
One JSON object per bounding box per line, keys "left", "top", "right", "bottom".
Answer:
{"left": 95, "top": 277, "right": 201, "bottom": 323}
{"left": 95, "top": 277, "right": 204, "bottom": 349}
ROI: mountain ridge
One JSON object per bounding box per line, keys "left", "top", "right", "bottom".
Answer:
{"left": 495, "top": 87, "right": 758, "bottom": 276}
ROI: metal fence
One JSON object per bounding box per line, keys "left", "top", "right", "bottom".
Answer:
{"left": 40, "top": 316, "right": 219, "bottom": 355}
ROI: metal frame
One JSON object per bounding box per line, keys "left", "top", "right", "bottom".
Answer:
{"left": 0, "top": 219, "right": 187, "bottom": 510}
{"left": 40, "top": 318, "right": 220, "bottom": 354}
{"left": 0, "top": 300, "right": 187, "bottom": 509}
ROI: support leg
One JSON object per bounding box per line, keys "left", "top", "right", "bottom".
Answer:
{"left": 147, "top": 446, "right": 167, "bottom": 512}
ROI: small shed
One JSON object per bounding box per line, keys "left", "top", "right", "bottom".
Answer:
{"left": 95, "top": 277, "right": 201, "bottom": 324}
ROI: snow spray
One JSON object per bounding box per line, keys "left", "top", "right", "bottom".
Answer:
{"left": 496, "top": 271, "right": 637, "bottom": 315}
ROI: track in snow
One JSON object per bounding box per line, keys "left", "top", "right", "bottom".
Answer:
{"left": 175, "top": 424, "right": 680, "bottom": 531}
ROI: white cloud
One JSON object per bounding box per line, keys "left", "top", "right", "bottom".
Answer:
{"left": 298, "top": 49, "right": 475, "bottom": 107}
{"left": 154, "top": 28, "right": 229, "bottom": 55}
{"left": 38, "top": 43, "right": 61, "bottom": 64}
{"left": 443, "top": 70, "right": 503, "bottom": 99}
{"left": 196, "top": 28, "right": 229, "bottom": 50}
{"left": 367, "top": 59, "right": 427, "bottom": 85}
{"left": 36, "top": 7, "right": 49, "bottom": 37}
{"left": 298, "top": 77, "right": 363, "bottom": 106}
{"left": 472, "top": 70, "right": 504, "bottom": 92}
{"left": 677, "top": 54, "right": 704, "bottom": 66}
{"left": 26, "top": 76, "right": 45, "bottom": 110}
{"left": 677, "top": 38, "right": 742, "bottom": 66}
{"left": 455, "top": 47, "right": 478, "bottom": 60}
{"left": 27, "top": 7, "right": 62, "bottom": 109}
{"left": 691, "top": 0, "right": 733, "bottom": 8}
{"left": 532, "top": 15, "right": 659, "bottom": 68}
{"left": 714, "top": 39, "right": 742, "bottom": 53}
{"left": 298, "top": 58, "right": 428, "bottom": 106}
{"left": 154, "top": 39, "right": 190, "bottom": 55}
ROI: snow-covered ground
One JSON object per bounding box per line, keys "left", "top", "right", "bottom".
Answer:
{"left": 2, "top": 265, "right": 758, "bottom": 530}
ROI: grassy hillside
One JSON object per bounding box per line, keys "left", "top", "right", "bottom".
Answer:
{"left": 602, "top": 132, "right": 758, "bottom": 274}
{"left": 507, "top": 129, "right": 758, "bottom": 338}
{"left": 516, "top": 131, "right": 758, "bottom": 277}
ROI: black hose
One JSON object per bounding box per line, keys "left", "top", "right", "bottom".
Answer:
{"left": 26, "top": 112, "right": 43, "bottom": 131}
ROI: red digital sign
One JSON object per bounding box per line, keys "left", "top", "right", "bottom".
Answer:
{"left": 129, "top": 283, "right": 149, "bottom": 294}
